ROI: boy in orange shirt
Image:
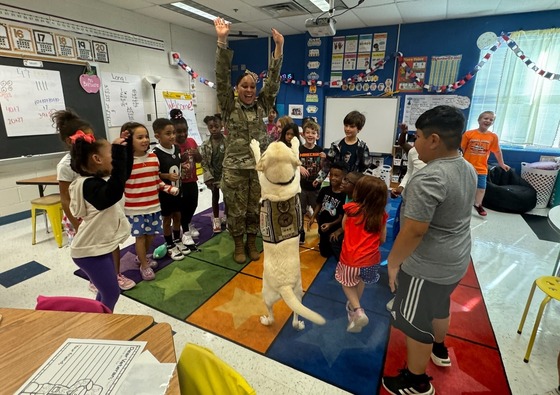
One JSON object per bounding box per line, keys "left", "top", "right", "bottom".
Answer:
{"left": 461, "top": 111, "right": 509, "bottom": 216}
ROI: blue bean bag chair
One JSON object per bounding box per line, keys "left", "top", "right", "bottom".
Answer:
{"left": 482, "top": 166, "right": 537, "bottom": 213}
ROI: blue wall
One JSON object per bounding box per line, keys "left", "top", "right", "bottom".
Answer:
{"left": 229, "top": 9, "right": 560, "bottom": 165}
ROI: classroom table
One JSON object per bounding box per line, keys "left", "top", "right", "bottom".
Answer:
{"left": 15, "top": 174, "right": 59, "bottom": 197}
{"left": 0, "top": 308, "right": 179, "bottom": 394}
{"left": 548, "top": 205, "right": 560, "bottom": 276}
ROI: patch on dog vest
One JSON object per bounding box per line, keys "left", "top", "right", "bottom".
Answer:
{"left": 260, "top": 195, "right": 302, "bottom": 244}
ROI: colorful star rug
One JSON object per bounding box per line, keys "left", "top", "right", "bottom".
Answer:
{"left": 75, "top": 199, "right": 511, "bottom": 394}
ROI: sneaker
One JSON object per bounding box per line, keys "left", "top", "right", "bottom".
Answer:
{"left": 386, "top": 297, "right": 395, "bottom": 312}
{"left": 175, "top": 240, "right": 191, "bottom": 255}
{"left": 182, "top": 233, "right": 196, "bottom": 246}
{"left": 212, "top": 217, "right": 222, "bottom": 233}
{"left": 383, "top": 369, "right": 434, "bottom": 395}
{"left": 139, "top": 266, "right": 155, "bottom": 281}
{"left": 347, "top": 307, "right": 369, "bottom": 333}
{"left": 188, "top": 223, "right": 200, "bottom": 238}
{"left": 168, "top": 245, "right": 185, "bottom": 261}
{"left": 134, "top": 255, "right": 157, "bottom": 269}
{"left": 299, "top": 231, "right": 305, "bottom": 245}
{"left": 431, "top": 342, "right": 451, "bottom": 367}
{"left": 88, "top": 282, "right": 98, "bottom": 294}
{"left": 474, "top": 204, "right": 487, "bottom": 216}
{"left": 117, "top": 274, "right": 136, "bottom": 290}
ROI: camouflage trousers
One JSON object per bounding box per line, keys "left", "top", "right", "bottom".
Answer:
{"left": 221, "top": 168, "right": 261, "bottom": 237}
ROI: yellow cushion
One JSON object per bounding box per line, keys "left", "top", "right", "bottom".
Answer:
{"left": 177, "top": 343, "right": 256, "bottom": 395}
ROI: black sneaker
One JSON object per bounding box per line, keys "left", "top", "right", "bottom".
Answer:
{"left": 299, "top": 231, "right": 305, "bottom": 245}
{"left": 382, "top": 368, "right": 434, "bottom": 395}
{"left": 431, "top": 341, "right": 451, "bottom": 367}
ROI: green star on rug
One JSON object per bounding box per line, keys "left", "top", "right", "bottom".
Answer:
{"left": 154, "top": 267, "right": 205, "bottom": 300}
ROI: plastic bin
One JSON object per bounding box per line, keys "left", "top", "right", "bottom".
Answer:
{"left": 364, "top": 164, "right": 392, "bottom": 187}
{"left": 521, "top": 162, "right": 559, "bottom": 208}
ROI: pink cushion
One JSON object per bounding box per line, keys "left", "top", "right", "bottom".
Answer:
{"left": 36, "top": 295, "right": 112, "bottom": 313}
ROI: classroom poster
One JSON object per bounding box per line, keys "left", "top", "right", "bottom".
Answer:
{"left": 397, "top": 56, "right": 427, "bottom": 92}
{"left": 331, "top": 53, "right": 343, "bottom": 71}
{"left": 344, "top": 53, "right": 357, "bottom": 70}
{"left": 372, "top": 33, "right": 387, "bottom": 52}
{"left": 402, "top": 94, "right": 471, "bottom": 130}
{"left": 344, "top": 35, "right": 358, "bottom": 53}
{"left": 330, "top": 72, "right": 342, "bottom": 88}
{"left": 100, "top": 72, "right": 145, "bottom": 127}
{"left": 162, "top": 91, "right": 203, "bottom": 145}
{"left": 428, "top": 55, "right": 462, "bottom": 87}
{"left": 332, "top": 36, "right": 345, "bottom": 54}
{"left": 357, "top": 53, "right": 371, "bottom": 70}
{"left": 358, "top": 34, "right": 372, "bottom": 53}
{"left": 0, "top": 65, "right": 66, "bottom": 137}
{"left": 371, "top": 51, "right": 386, "bottom": 70}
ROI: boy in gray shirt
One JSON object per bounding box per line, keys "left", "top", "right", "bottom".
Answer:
{"left": 383, "top": 105, "right": 477, "bottom": 395}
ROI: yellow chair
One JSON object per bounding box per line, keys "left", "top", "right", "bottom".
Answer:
{"left": 177, "top": 343, "right": 256, "bottom": 395}
{"left": 517, "top": 276, "right": 560, "bottom": 362}
{"left": 31, "top": 193, "right": 63, "bottom": 248}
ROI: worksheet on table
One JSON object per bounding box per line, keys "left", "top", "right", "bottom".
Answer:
{"left": 15, "top": 338, "right": 146, "bottom": 395}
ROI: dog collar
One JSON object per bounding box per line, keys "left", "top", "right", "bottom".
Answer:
{"left": 265, "top": 173, "right": 296, "bottom": 186}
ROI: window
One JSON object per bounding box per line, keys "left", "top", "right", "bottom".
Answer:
{"left": 468, "top": 28, "right": 560, "bottom": 148}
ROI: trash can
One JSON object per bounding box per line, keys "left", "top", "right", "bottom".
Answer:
{"left": 521, "top": 162, "right": 559, "bottom": 208}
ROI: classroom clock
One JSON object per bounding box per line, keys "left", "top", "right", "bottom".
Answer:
{"left": 477, "top": 32, "right": 498, "bottom": 49}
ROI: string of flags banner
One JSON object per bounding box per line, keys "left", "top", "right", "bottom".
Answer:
{"left": 172, "top": 33, "right": 559, "bottom": 93}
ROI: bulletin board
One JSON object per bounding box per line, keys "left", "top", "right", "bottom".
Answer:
{"left": 0, "top": 56, "right": 106, "bottom": 160}
{"left": 323, "top": 97, "right": 399, "bottom": 154}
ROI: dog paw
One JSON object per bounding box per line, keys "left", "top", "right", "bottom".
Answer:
{"left": 260, "top": 315, "right": 274, "bottom": 326}
{"left": 250, "top": 139, "right": 261, "bottom": 156}
{"left": 293, "top": 320, "right": 305, "bottom": 331}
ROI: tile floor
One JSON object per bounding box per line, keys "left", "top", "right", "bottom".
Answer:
{"left": 1, "top": 189, "right": 559, "bottom": 394}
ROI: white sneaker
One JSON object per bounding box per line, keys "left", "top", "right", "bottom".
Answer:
{"left": 168, "top": 245, "right": 185, "bottom": 261}
{"left": 188, "top": 223, "right": 200, "bottom": 238}
{"left": 182, "top": 233, "right": 196, "bottom": 246}
{"left": 174, "top": 240, "right": 191, "bottom": 255}
{"left": 212, "top": 217, "right": 222, "bottom": 233}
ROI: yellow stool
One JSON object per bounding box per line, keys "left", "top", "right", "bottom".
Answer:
{"left": 517, "top": 276, "right": 560, "bottom": 362}
{"left": 31, "top": 193, "right": 63, "bottom": 248}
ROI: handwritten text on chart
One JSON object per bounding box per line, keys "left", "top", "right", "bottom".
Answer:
{"left": 0, "top": 65, "right": 66, "bottom": 137}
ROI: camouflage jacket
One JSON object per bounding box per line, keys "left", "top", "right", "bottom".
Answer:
{"left": 216, "top": 46, "right": 282, "bottom": 169}
{"left": 200, "top": 135, "right": 226, "bottom": 182}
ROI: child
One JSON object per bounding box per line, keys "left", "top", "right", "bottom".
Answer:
{"left": 53, "top": 110, "right": 135, "bottom": 292}
{"left": 314, "top": 110, "right": 371, "bottom": 187}
{"left": 461, "top": 111, "right": 510, "bottom": 216}
{"left": 307, "top": 161, "right": 347, "bottom": 258}
{"left": 68, "top": 130, "right": 132, "bottom": 311}
{"left": 266, "top": 106, "right": 278, "bottom": 141}
{"left": 279, "top": 122, "right": 299, "bottom": 147}
{"left": 383, "top": 105, "right": 477, "bottom": 395}
{"left": 201, "top": 114, "right": 227, "bottom": 233}
{"left": 299, "top": 120, "right": 325, "bottom": 244}
{"left": 122, "top": 122, "right": 179, "bottom": 281}
{"left": 170, "top": 110, "right": 202, "bottom": 247}
{"left": 152, "top": 118, "right": 188, "bottom": 260}
{"left": 336, "top": 176, "right": 388, "bottom": 333}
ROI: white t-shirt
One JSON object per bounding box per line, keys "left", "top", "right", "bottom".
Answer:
{"left": 399, "top": 147, "right": 426, "bottom": 189}
{"left": 57, "top": 153, "right": 78, "bottom": 183}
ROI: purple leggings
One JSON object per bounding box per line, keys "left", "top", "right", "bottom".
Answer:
{"left": 73, "top": 253, "right": 119, "bottom": 311}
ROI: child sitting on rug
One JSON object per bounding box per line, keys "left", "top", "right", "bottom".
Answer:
{"left": 336, "top": 175, "right": 387, "bottom": 333}
{"left": 307, "top": 161, "right": 347, "bottom": 258}
{"left": 122, "top": 121, "right": 179, "bottom": 281}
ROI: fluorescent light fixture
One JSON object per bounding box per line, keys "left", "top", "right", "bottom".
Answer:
{"left": 171, "top": 2, "right": 225, "bottom": 22}
{"left": 309, "top": 0, "right": 331, "bottom": 12}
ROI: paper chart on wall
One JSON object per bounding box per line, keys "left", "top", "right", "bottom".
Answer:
{"left": 162, "top": 90, "right": 203, "bottom": 145}
{"left": 101, "top": 72, "right": 145, "bottom": 127}
{"left": 402, "top": 94, "right": 471, "bottom": 130}
{"left": 0, "top": 65, "right": 66, "bottom": 137}
{"left": 14, "top": 338, "right": 146, "bottom": 395}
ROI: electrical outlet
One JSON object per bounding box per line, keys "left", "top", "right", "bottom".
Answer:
{"left": 147, "top": 113, "right": 153, "bottom": 122}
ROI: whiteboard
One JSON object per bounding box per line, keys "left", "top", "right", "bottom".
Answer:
{"left": 323, "top": 97, "right": 399, "bottom": 154}
{"left": 0, "top": 65, "right": 66, "bottom": 137}
{"left": 101, "top": 72, "right": 145, "bottom": 127}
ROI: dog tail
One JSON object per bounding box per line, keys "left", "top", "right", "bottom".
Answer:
{"left": 279, "top": 286, "right": 326, "bottom": 325}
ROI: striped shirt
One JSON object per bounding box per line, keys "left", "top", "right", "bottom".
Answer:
{"left": 124, "top": 152, "right": 174, "bottom": 215}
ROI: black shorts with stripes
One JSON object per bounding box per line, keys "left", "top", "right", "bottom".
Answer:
{"left": 390, "top": 269, "right": 459, "bottom": 344}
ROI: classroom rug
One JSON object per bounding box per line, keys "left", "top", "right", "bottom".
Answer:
{"left": 381, "top": 261, "right": 512, "bottom": 395}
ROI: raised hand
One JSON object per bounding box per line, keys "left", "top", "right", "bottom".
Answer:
{"left": 214, "top": 17, "right": 230, "bottom": 40}
{"left": 271, "top": 28, "right": 284, "bottom": 47}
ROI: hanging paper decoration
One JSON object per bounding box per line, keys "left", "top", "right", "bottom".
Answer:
{"left": 501, "top": 34, "right": 560, "bottom": 80}
{"left": 173, "top": 53, "right": 216, "bottom": 88}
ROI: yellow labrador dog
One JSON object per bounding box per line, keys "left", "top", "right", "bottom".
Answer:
{"left": 251, "top": 139, "right": 326, "bottom": 330}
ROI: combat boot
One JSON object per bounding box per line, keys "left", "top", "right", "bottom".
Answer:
{"left": 246, "top": 233, "right": 260, "bottom": 261}
{"left": 232, "top": 235, "right": 246, "bottom": 264}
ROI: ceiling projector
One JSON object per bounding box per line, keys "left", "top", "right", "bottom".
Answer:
{"left": 305, "top": 17, "right": 336, "bottom": 37}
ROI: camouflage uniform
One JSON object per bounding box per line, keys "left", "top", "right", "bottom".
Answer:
{"left": 216, "top": 46, "right": 282, "bottom": 237}
{"left": 200, "top": 135, "right": 226, "bottom": 187}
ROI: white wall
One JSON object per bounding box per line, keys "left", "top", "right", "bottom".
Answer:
{"left": 0, "top": 0, "right": 217, "bottom": 217}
